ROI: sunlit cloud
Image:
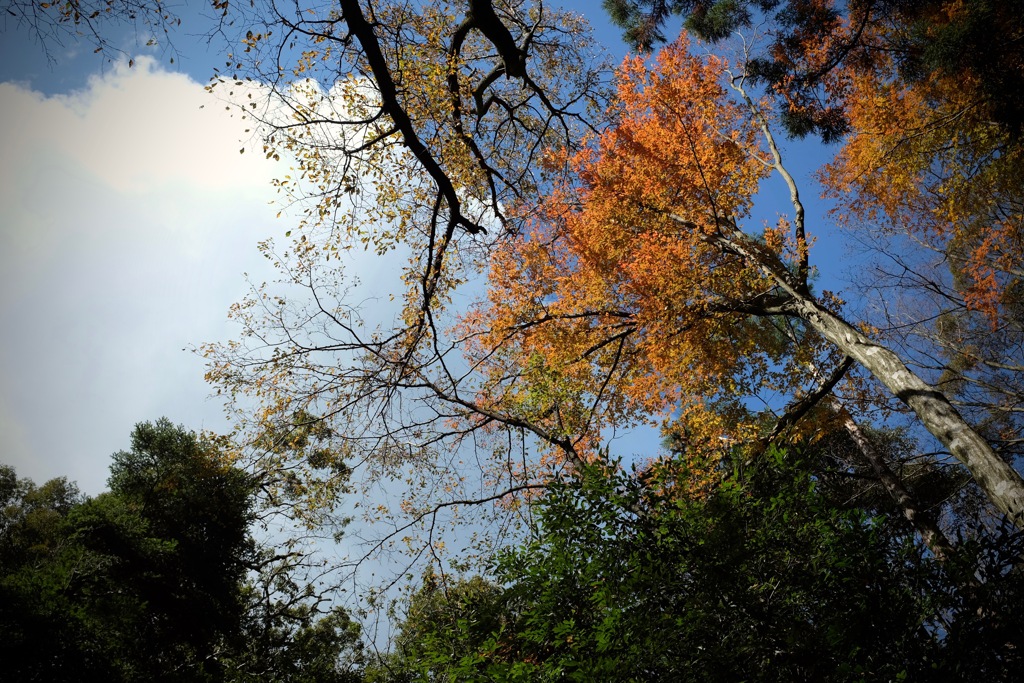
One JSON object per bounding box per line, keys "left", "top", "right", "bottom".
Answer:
{"left": 0, "top": 57, "right": 286, "bottom": 493}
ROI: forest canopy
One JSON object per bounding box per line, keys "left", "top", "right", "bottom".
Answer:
{"left": 198, "top": 0, "right": 1024, "bottom": 540}
{"left": 3, "top": 0, "right": 1024, "bottom": 679}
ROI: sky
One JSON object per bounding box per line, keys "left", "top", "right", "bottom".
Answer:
{"left": 0, "top": 1, "right": 629, "bottom": 496}
{"left": 0, "top": 56, "right": 287, "bottom": 493}
{"left": 0, "top": 1, "right": 842, "bottom": 496}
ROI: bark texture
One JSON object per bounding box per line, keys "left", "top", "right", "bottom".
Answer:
{"left": 797, "top": 295, "right": 1024, "bottom": 528}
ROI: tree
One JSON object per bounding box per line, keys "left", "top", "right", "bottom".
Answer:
{"left": 203, "top": 0, "right": 609, "bottom": 578}
{"left": 200, "top": 4, "right": 1024, "bottom": 603}
{"left": 7, "top": 0, "right": 1021, "bottom": 669}
{"left": 0, "top": 467, "right": 103, "bottom": 681}
{"left": 467, "top": 33, "right": 1024, "bottom": 522}
{"left": 601, "top": 1, "right": 1024, "bottom": 139}
{"left": 601, "top": 1, "right": 1024, "bottom": 464}
{"left": 383, "top": 450, "right": 1024, "bottom": 681}
{"left": 819, "top": 7, "right": 1024, "bottom": 468}
{"left": 366, "top": 572, "right": 507, "bottom": 683}
{"left": 103, "top": 419, "right": 258, "bottom": 674}
{"left": 226, "top": 587, "right": 365, "bottom": 683}
{"left": 0, "top": 420, "right": 256, "bottom": 681}
{"left": 0, "top": 420, "right": 364, "bottom": 682}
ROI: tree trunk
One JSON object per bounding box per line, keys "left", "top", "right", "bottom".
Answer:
{"left": 839, "top": 410, "right": 956, "bottom": 561}
{"left": 794, "top": 295, "right": 1024, "bottom": 528}
{"left": 681, "top": 216, "right": 1024, "bottom": 527}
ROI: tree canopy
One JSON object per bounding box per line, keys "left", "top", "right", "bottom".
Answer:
{"left": 200, "top": 0, "right": 1024, "bottom": 547}
{"left": 379, "top": 449, "right": 1024, "bottom": 681}
{"left": 0, "top": 419, "right": 363, "bottom": 682}
{"left": 4, "top": 0, "right": 1023, "bottom": 677}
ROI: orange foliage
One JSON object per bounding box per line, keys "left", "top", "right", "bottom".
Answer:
{"left": 462, "top": 36, "right": 834, "bottom": 481}
{"left": 822, "top": 3, "right": 1024, "bottom": 324}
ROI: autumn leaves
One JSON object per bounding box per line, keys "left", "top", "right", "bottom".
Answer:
{"left": 469, "top": 31, "right": 1024, "bottom": 521}
{"left": 205, "top": 1, "right": 1024, "bottom": 543}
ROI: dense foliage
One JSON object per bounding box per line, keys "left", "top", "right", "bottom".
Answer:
{"left": 0, "top": 419, "right": 363, "bottom": 682}
{"left": 382, "top": 449, "right": 1024, "bottom": 681}
{"left": 3, "top": 0, "right": 1024, "bottom": 679}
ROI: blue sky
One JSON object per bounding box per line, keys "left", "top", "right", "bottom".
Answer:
{"left": 0, "top": 1, "right": 631, "bottom": 495}
{"left": 0, "top": 1, "right": 847, "bottom": 496}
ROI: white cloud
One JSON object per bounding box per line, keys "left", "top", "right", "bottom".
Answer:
{"left": 0, "top": 58, "right": 286, "bottom": 494}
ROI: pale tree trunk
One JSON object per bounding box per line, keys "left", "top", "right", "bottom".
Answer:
{"left": 794, "top": 295, "right": 1024, "bottom": 528}
{"left": 769, "top": 350, "right": 958, "bottom": 559}
{"left": 714, "top": 78, "right": 1024, "bottom": 528}
{"left": 684, "top": 217, "right": 1024, "bottom": 529}
{"left": 838, "top": 410, "right": 956, "bottom": 561}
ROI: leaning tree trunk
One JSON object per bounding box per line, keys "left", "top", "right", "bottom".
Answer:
{"left": 706, "top": 79, "right": 1024, "bottom": 527}
{"left": 838, "top": 410, "right": 956, "bottom": 561}
{"left": 696, "top": 219, "right": 1024, "bottom": 529}
{"left": 794, "top": 295, "right": 1024, "bottom": 528}
{"left": 769, "top": 352, "right": 958, "bottom": 559}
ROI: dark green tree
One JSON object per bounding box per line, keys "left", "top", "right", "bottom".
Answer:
{"left": 0, "top": 467, "right": 107, "bottom": 681}
{"left": 99, "top": 417, "right": 257, "bottom": 667}
{"left": 603, "top": 0, "right": 1024, "bottom": 139}
{"left": 226, "top": 589, "right": 365, "bottom": 683}
{"left": 367, "top": 572, "right": 507, "bottom": 683}
{"left": 0, "top": 419, "right": 365, "bottom": 682}
{"left": 489, "top": 450, "right": 933, "bottom": 681}
{"left": 383, "top": 448, "right": 1023, "bottom": 681}
{"left": 0, "top": 419, "right": 256, "bottom": 681}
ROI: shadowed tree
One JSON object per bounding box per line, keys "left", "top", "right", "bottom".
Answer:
{"left": 380, "top": 449, "right": 1024, "bottom": 681}
{"left": 0, "top": 419, "right": 364, "bottom": 682}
